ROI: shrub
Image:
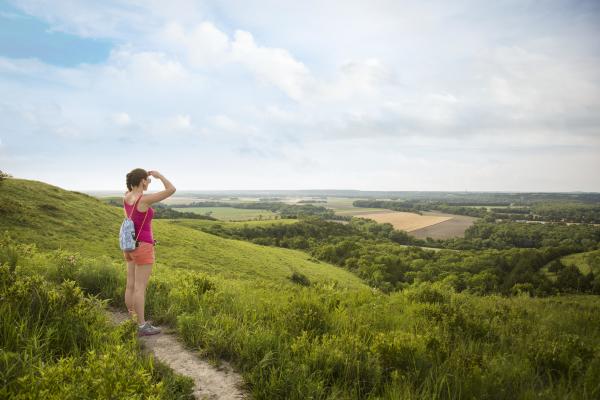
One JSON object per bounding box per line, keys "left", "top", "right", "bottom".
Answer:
{"left": 369, "top": 331, "right": 429, "bottom": 378}
{"left": 75, "top": 256, "right": 123, "bottom": 302}
{"left": 189, "top": 272, "right": 216, "bottom": 295}
{"left": 0, "top": 264, "right": 194, "bottom": 400}
{"left": 547, "top": 260, "right": 565, "bottom": 273}
{"left": 289, "top": 270, "right": 311, "bottom": 286}
{"left": 283, "top": 295, "right": 330, "bottom": 337}
{"left": 529, "top": 333, "right": 595, "bottom": 380}
{"left": 177, "top": 312, "right": 207, "bottom": 350}
{"left": 14, "top": 344, "right": 169, "bottom": 399}
{"left": 0, "top": 244, "right": 18, "bottom": 272}
{"left": 292, "top": 331, "right": 382, "bottom": 397}
{"left": 405, "top": 282, "right": 452, "bottom": 304}
{"left": 0, "top": 170, "right": 11, "bottom": 183}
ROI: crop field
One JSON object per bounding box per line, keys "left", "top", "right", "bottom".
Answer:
{"left": 409, "top": 212, "right": 478, "bottom": 239}
{"left": 160, "top": 196, "right": 204, "bottom": 205}
{"left": 161, "top": 196, "right": 260, "bottom": 205}
{"left": 320, "top": 197, "right": 385, "bottom": 215}
{"left": 356, "top": 210, "right": 477, "bottom": 239}
{"left": 320, "top": 198, "right": 478, "bottom": 239}
{"left": 357, "top": 211, "right": 452, "bottom": 232}
{"left": 172, "top": 207, "right": 279, "bottom": 221}
{"left": 170, "top": 218, "right": 299, "bottom": 231}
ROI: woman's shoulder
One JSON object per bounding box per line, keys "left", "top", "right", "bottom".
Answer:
{"left": 123, "top": 192, "right": 152, "bottom": 210}
{"left": 123, "top": 191, "right": 140, "bottom": 206}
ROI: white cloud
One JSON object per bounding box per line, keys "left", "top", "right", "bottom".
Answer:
{"left": 230, "top": 30, "right": 315, "bottom": 101}
{"left": 160, "top": 21, "right": 231, "bottom": 68}
{"left": 482, "top": 46, "right": 600, "bottom": 123}
{"left": 173, "top": 114, "right": 192, "bottom": 130}
{"left": 112, "top": 112, "right": 131, "bottom": 126}
{"left": 11, "top": 0, "right": 208, "bottom": 39}
{"left": 102, "top": 48, "right": 189, "bottom": 83}
{"left": 3, "top": 0, "right": 600, "bottom": 190}
{"left": 315, "top": 58, "right": 397, "bottom": 102}
{"left": 210, "top": 114, "right": 238, "bottom": 132}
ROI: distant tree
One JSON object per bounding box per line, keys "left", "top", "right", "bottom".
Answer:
{"left": 511, "top": 282, "right": 534, "bottom": 296}
{"left": 0, "top": 170, "right": 12, "bottom": 183}
{"left": 556, "top": 265, "right": 587, "bottom": 292}
{"left": 547, "top": 260, "right": 565, "bottom": 273}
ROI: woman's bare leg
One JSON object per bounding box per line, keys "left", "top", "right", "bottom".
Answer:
{"left": 124, "top": 261, "right": 136, "bottom": 318}
{"left": 133, "top": 264, "right": 153, "bottom": 325}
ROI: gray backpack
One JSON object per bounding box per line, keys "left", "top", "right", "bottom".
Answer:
{"left": 119, "top": 195, "right": 148, "bottom": 252}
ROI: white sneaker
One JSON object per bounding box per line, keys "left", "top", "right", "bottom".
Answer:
{"left": 137, "top": 322, "right": 161, "bottom": 336}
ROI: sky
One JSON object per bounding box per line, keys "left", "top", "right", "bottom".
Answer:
{"left": 1, "top": 0, "right": 599, "bottom": 192}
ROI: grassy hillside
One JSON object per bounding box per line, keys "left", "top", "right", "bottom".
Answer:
{"left": 0, "top": 262, "right": 195, "bottom": 399}
{"left": 1, "top": 178, "right": 119, "bottom": 253}
{"left": 2, "top": 177, "right": 600, "bottom": 399}
{"left": 561, "top": 249, "right": 600, "bottom": 275}
{"left": 0, "top": 178, "right": 366, "bottom": 290}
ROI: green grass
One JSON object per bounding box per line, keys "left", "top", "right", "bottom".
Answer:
{"left": 172, "top": 207, "right": 279, "bottom": 221}
{"left": 0, "top": 179, "right": 367, "bottom": 290}
{"left": 2, "top": 178, "right": 600, "bottom": 399}
{"left": 0, "top": 260, "right": 194, "bottom": 399}
{"left": 561, "top": 250, "right": 600, "bottom": 275}
{"left": 6, "top": 237, "right": 600, "bottom": 399}
{"left": 0, "top": 179, "right": 120, "bottom": 255}
{"left": 154, "top": 219, "right": 366, "bottom": 288}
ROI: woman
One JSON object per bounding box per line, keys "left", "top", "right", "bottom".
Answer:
{"left": 123, "top": 168, "right": 176, "bottom": 336}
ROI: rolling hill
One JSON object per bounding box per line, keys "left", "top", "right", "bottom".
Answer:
{"left": 2, "top": 177, "right": 599, "bottom": 399}
{"left": 0, "top": 178, "right": 366, "bottom": 290}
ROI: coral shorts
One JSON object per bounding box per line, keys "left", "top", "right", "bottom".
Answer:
{"left": 123, "top": 241, "right": 155, "bottom": 265}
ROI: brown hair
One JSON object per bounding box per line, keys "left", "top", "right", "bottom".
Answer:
{"left": 126, "top": 168, "right": 148, "bottom": 191}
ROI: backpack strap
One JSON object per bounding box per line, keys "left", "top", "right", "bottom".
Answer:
{"left": 123, "top": 194, "right": 143, "bottom": 219}
{"left": 135, "top": 207, "right": 149, "bottom": 243}
{"left": 123, "top": 194, "right": 149, "bottom": 243}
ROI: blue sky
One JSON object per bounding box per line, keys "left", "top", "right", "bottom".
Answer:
{"left": 1, "top": 0, "right": 599, "bottom": 191}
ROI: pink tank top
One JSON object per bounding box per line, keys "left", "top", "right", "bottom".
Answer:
{"left": 123, "top": 194, "right": 154, "bottom": 244}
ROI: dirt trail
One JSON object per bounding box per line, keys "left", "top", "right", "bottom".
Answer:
{"left": 106, "top": 308, "right": 249, "bottom": 400}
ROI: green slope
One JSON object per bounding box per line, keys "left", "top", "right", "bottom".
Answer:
{"left": 561, "top": 249, "right": 600, "bottom": 275}
{"left": 3, "top": 178, "right": 600, "bottom": 399}
{"left": 0, "top": 178, "right": 366, "bottom": 289}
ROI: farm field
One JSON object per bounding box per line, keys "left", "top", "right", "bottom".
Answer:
{"left": 172, "top": 206, "right": 279, "bottom": 221}
{"left": 320, "top": 197, "right": 385, "bottom": 216}
{"left": 159, "top": 196, "right": 203, "bottom": 205}
{"left": 355, "top": 210, "right": 477, "bottom": 239}
{"left": 357, "top": 211, "right": 453, "bottom": 232}
{"left": 169, "top": 218, "right": 299, "bottom": 231}
{"left": 410, "top": 212, "right": 478, "bottom": 240}
{"left": 161, "top": 196, "right": 260, "bottom": 205}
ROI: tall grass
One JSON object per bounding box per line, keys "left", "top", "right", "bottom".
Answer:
{"left": 4, "top": 234, "right": 599, "bottom": 399}
{"left": 2, "top": 179, "right": 599, "bottom": 399}
{"left": 0, "top": 251, "right": 194, "bottom": 399}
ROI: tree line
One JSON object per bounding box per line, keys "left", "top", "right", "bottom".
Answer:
{"left": 195, "top": 217, "right": 600, "bottom": 296}
{"left": 169, "top": 201, "right": 348, "bottom": 220}
{"left": 353, "top": 199, "right": 600, "bottom": 223}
